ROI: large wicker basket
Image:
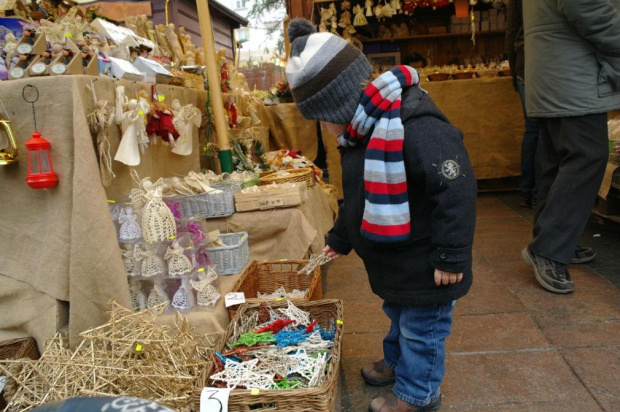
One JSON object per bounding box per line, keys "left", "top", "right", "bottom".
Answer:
{"left": 259, "top": 168, "right": 314, "bottom": 189}
{"left": 206, "top": 232, "right": 250, "bottom": 275}
{"left": 1, "top": 337, "right": 40, "bottom": 409}
{"left": 227, "top": 260, "right": 323, "bottom": 320}
{"left": 193, "top": 299, "right": 344, "bottom": 412}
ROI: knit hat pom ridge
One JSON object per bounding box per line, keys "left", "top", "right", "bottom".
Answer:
{"left": 288, "top": 18, "right": 316, "bottom": 44}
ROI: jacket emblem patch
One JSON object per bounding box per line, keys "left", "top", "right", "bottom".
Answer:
{"left": 441, "top": 159, "right": 461, "bottom": 179}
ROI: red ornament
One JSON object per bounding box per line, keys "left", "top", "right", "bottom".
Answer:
{"left": 24, "top": 131, "right": 58, "bottom": 189}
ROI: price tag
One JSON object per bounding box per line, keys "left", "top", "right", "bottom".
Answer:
{"left": 224, "top": 292, "right": 245, "bottom": 308}
{"left": 198, "top": 268, "right": 205, "bottom": 272}
{"left": 158, "top": 94, "right": 165, "bottom": 102}
{"left": 336, "top": 319, "right": 343, "bottom": 325}
{"left": 250, "top": 388, "right": 260, "bottom": 395}
{"left": 200, "top": 387, "right": 231, "bottom": 412}
{"left": 139, "top": 110, "right": 145, "bottom": 116}
{"left": 107, "top": 199, "right": 116, "bottom": 203}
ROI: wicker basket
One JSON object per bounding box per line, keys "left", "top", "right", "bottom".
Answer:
{"left": 206, "top": 232, "right": 249, "bottom": 275}
{"left": 427, "top": 73, "right": 451, "bottom": 81}
{"left": 259, "top": 168, "right": 314, "bottom": 189}
{"left": 451, "top": 71, "right": 475, "bottom": 80}
{"left": 175, "top": 182, "right": 241, "bottom": 219}
{"left": 193, "top": 299, "right": 344, "bottom": 412}
{"left": 227, "top": 260, "right": 323, "bottom": 320}
{"left": 1, "top": 337, "right": 40, "bottom": 409}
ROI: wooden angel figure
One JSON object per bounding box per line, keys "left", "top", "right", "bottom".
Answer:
{"left": 145, "top": 20, "right": 161, "bottom": 56}
{"left": 330, "top": 16, "right": 338, "bottom": 34}
{"left": 155, "top": 24, "right": 172, "bottom": 58}
{"left": 365, "top": 0, "right": 374, "bottom": 16}
{"left": 195, "top": 47, "right": 205, "bottom": 66}
{"left": 171, "top": 99, "right": 202, "bottom": 156}
{"left": 341, "top": 0, "right": 351, "bottom": 11}
{"left": 172, "top": 277, "right": 194, "bottom": 310}
{"left": 129, "top": 279, "right": 146, "bottom": 311}
{"left": 353, "top": 5, "right": 368, "bottom": 26}
{"left": 375, "top": 2, "right": 394, "bottom": 21}
{"left": 338, "top": 9, "right": 352, "bottom": 28}
{"left": 141, "top": 181, "right": 177, "bottom": 243}
{"left": 164, "top": 23, "right": 185, "bottom": 65}
{"left": 119, "top": 206, "right": 142, "bottom": 242}
{"left": 114, "top": 99, "right": 142, "bottom": 166}
{"left": 88, "top": 98, "right": 116, "bottom": 186}
{"left": 319, "top": 5, "right": 333, "bottom": 25}
{"left": 135, "top": 243, "right": 166, "bottom": 277}
{"left": 136, "top": 14, "right": 149, "bottom": 39}
{"left": 121, "top": 243, "right": 141, "bottom": 277}
{"left": 318, "top": 21, "right": 328, "bottom": 32}
{"left": 165, "top": 241, "right": 193, "bottom": 277}
{"left": 343, "top": 25, "right": 357, "bottom": 42}
{"left": 147, "top": 279, "right": 170, "bottom": 308}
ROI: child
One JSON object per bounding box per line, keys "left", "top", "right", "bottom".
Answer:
{"left": 285, "top": 19, "right": 477, "bottom": 412}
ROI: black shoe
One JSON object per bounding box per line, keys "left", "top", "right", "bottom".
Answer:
{"left": 522, "top": 247, "right": 574, "bottom": 294}
{"left": 519, "top": 196, "right": 533, "bottom": 208}
{"left": 571, "top": 246, "right": 596, "bottom": 264}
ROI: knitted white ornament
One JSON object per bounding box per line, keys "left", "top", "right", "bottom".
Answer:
{"left": 119, "top": 206, "right": 142, "bottom": 242}
{"left": 142, "top": 183, "right": 176, "bottom": 243}
{"left": 129, "top": 280, "right": 146, "bottom": 311}
{"left": 147, "top": 280, "right": 169, "bottom": 308}
{"left": 135, "top": 244, "right": 166, "bottom": 278}
{"left": 121, "top": 244, "right": 141, "bottom": 277}
{"left": 165, "top": 241, "right": 193, "bottom": 277}
{"left": 172, "top": 277, "right": 194, "bottom": 310}
{"left": 190, "top": 274, "right": 220, "bottom": 307}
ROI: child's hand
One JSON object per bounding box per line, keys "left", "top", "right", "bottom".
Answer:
{"left": 434, "top": 269, "right": 463, "bottom": 286}
{"left": 323, "top": 245, "right": 342, "bottom": 260}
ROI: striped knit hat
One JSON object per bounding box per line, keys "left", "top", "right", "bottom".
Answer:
{"left": 285, "top": 18, "right": 373, "bottom": 124}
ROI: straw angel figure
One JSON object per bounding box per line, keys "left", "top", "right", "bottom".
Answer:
{"left": 353, "top": 4, "right": 368, "bottom": 26}
{"left": 88, "top": 98, "right": 115, "bottom": 186}
{"left": 171, "top": 99, "right": 202, "bottom": 156}
{"left": 114, "top": 96, "right": 143, "bottom": 166}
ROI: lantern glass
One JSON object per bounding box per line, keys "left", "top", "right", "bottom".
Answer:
{"left": 29, "top": 149, "right": 53, "bottom": 174}
{"left": 0, "top": 128, "right": 7, "bottom": 150}
{"left": 29, "top": 150, "right": 40, "bottom": 174}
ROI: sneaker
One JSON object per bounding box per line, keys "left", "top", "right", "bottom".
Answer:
{"left": 369, "top": 393, "right": 441, "bottom": 412}
{"left": 571, "top": 246, "right": 596, "bottom": 264}
{"left": 522, "top": 247, "right": 574, "bottom": 294}
{"left": 361, "top": 359, "right": 396, "bottom": 386}
{"left": 519, "top": 195, "right": 533, "bottom": 208}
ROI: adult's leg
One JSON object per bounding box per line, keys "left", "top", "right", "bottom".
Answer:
{"left": 516, "top": 75, "right": 541, "bottom": 203}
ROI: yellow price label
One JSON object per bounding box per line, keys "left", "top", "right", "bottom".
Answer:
{"left": 107, "top": 199, "right": 116, "bottom": 203}
{"left": 250, "top": 389, "right": 260, "bottom": 395}
{"left": 336, "top": 319, "right": 343, "bottom": 325}
{"left": 139, "top": 110, "right": 145, "bottom": 116}
{"left": 169, "top": 235, "right": 176, "bottom": 240}
{"left": 135, "top": 344, "right": 143, "bottom": 352}
{"left": 198, "top": 268, "right": 205, "bottom": 272}
{"left": 64, "top": 32, "right": 73, "bottom": 38}
{"left": 276, "top": 298, "right": 284, "bottom": 301}
{"left": 158, "top": 94, "right": 165, "bottom": 102}
{"left": 279, "top": 258, "right": 287, "bottom": 262}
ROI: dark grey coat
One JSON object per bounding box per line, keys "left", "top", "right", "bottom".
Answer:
{"left": 326, "top": 86, "right": 477, "bottom": 306}
{"left": 524, "top": 0, "right": 620, "bottom": 117}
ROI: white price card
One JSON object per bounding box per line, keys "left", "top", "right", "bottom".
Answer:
{"left": 224, "top": 292, "right": 246, "bottom": 308}
{"left": 200, "top": 387, "right": 231, "bottom": 412}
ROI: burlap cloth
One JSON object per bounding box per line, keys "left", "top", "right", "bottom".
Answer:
{"left": 322, "top": 76, "right": 525, "bottom": 200}
{"left": 0, "top": 76, "right": 334, "bottom": 350}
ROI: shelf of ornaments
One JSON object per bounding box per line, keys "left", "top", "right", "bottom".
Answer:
{"left": 359, "top": 29, "right": 506, "bottom": 43}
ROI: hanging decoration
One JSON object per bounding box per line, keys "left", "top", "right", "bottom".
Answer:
{"left": 87, "top": 79, "right": 116, "bottom": 186}
{"left": 22, "top": 85, "right": 58, "bottom": 189}
{"left": 0, "top": 98, "right": 19, "bottom": 166}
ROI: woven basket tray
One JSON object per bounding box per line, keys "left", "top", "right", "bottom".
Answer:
{"left": 227, "top": 260, "right": 323, "bottom": 320}
{"left": 194, "top": 299, "right": 344, "bottom": 412}
{"left": 259, "top": 168, "right": 314, "bottom": 189}
{"left": 174, "top": 182, "right": 242, "bottom": 219}
{"left": 1, "top": 337, "right": 40, "bottom": 409}
{"left": 206, "top": 232, "right": 249, "bottom": 275}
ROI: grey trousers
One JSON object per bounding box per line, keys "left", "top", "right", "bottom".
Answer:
{"left": 530, "top": 113, "right": 609, "bottom": 264}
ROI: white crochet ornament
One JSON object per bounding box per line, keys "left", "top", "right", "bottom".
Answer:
{"left": 142, "top": 183, "right": 177, "bottom": 243}
{"left": 119, "top": 206, "right": 142, "bottom": 242}
{"left": 121, "top": 244, "right": 141, "bottom": 277}
{"left": 165, "top": 241, "right": 193, "bottom": 277}
{"left": 147, "top": 280, "right": 170, "bottom": 308}
{"left": 172, "top": 277, "right": 194, "bottom": 310}
{"left": 135, "top": 244, "right": 166, "bottom": 278}
{"left": 190, "top": 273, "right": 220, "bottom": 307}
{"left": 129, "top": 280, "right": 146, "bottom": 311}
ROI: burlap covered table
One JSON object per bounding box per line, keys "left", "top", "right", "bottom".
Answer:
{"left": 322, "top": 76, "right": 525, "bottom": 199}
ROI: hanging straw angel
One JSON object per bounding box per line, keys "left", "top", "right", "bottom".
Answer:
{"left": 353, "top": 4, "right": 368, "bottom": 26}
{"left": 88, "top": 81, "right": 116, "bottom": 186}
{"left": 147, "top": 279, "right": 170, "bottom": 308}
{"left": 172, "top": 277, "right": 194, "bottom": 310}
{"left": 135, "top": 243, "right": 166, "bottom": 278}
{"left": 141, "top": 178, "right": 177, "bottom": 243}
{"left": 165, "top": 241, "right": 193, "bottom": 277}
{"left": 114, "top": 98, "right": 142, "bottom": 166}
{"left": 136, "top": 89, "right": 151, "bottom": 153}
{"left": 171, "top": 99, "right": 202, "bottom": 156}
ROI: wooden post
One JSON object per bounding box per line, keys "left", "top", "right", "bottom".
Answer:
{"left": 196, "top": 0, "right": 233, "bottom": 172}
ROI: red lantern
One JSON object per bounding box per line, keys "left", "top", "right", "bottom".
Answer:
{"left": 24, "top": 131, "right": 58, "bottom": 189}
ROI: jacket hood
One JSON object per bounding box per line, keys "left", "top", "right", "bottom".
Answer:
{"left": 400, "top": 85, "right": 451, "bottom": 126}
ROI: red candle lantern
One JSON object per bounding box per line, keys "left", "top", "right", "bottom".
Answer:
{"left": 25, "top": 131, "right": 58, "bottom": 189}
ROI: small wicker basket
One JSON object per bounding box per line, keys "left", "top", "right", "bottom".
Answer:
{"left": 227, "top": 260, "right": 323, "bottom": 319}
{"left": 193, "top": 299, "right": 344, "bottom": 412}
{"left": 174, "top": 182, "right": 241, "bottom": 219}
{"left": 259, "top": 168, "right": 314, "bottom": 189}
{"left": 1, "top": 337, "right": 40, "bottom": 409}
{"left": 206, "top": 232, "right": 250, "bottom": 275}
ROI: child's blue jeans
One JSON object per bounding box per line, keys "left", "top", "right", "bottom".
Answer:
{"left": 382, "top": 300, "right": 455, "bottom": 406}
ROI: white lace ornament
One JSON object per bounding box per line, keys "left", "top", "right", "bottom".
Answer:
{"left": 135, "top": 244, "right": 166, "bottom": 278}
{"left": 121, "top": 244, "right": 141, "bottom": 277}
{"left": 147, "top": 280, "right": 170, "bottom": 307}
{"left": 278, "top": 301, "right": 311, "bottom": 327}
{"left": 172, "top": 277, "right": 194, "bottom": 310}
{"left": 119, "top": 207, "right": 142, "bottom": 242}
{"left": 165, "top": 241, "right": 193, "bottom": 277}
{"left": 129, "top": 280, "right": 146, "bottom": 311}
{"left": 142, "top": 183, "right": 177, "bottom": 243}
{"left": 191, "top": 278, "right": 220, "bottom": 307}
{"left": 257, "top": 285, "right": 308, "bottom": 299}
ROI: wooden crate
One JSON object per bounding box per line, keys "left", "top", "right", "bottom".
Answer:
{"left": 234, "top": 183, "right": 307, "bottom": 212}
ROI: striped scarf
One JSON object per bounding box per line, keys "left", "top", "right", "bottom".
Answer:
{"left": 338, "top": 65, "right": 420, "bottom": 243}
